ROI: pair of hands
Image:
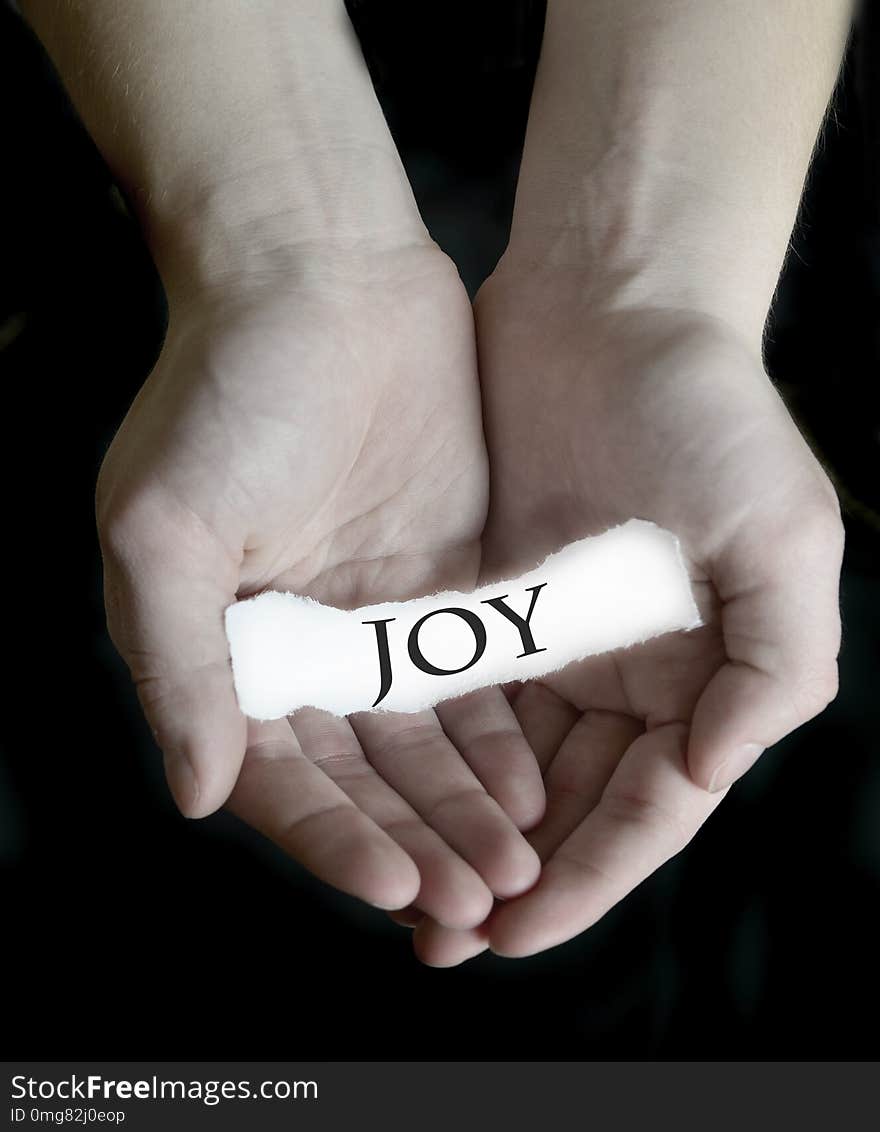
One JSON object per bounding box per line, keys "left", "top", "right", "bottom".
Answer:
{"left": 96, "top": 234, "right": 843, "bottom": 964}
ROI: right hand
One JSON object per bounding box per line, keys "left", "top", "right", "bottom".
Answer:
{"left": 96, "top": 240, "right": 543, "bottom": 928}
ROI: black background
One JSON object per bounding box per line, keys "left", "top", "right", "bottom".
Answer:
{"left": 1, "top": 0, "right": 878, "bottom": 1058}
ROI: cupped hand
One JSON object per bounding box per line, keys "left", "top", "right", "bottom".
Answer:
{"left": 411, "top": 260, "right": 843, "bottom": 963}
{"left": 96, "top": 243, "right": 542, "bottom": 927}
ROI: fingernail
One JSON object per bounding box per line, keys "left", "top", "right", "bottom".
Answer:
{"left": 708, "top": 743, "right": 764, "bottom": 793}
{"left": 163, "top": 749, "right": 199, "bottom": 815}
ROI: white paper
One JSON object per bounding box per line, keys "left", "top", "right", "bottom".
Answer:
{"left": 225, "top": 518, "right": 701, "bottom": 720}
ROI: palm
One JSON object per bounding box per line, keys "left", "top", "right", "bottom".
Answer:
{"left": 99, "top": 247, "right": 542, "bottom": 928}
{"left": 411, "top": 274, "right": 842, "bottom": 964}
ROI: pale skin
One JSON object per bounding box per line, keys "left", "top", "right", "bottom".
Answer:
{"left": 26, "top": 0, "right": 544, "bottom": 929}
{"left": 410, "top": 0, "right": 851, "bottom": 963}
{"left": 23, "top": 0, "right": 850, "bottom": 960}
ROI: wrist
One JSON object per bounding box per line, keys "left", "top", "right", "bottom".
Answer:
{"left": 502, "top": 176, "right": 776, "bottom": 353}
{"left": 23, "top": 0, "right": 432, "bottom": 305}
{"left": 479, "top": 247, "right": 765, "bottom": 369}
{"left": 500, "top": 0, "right": 850, "bottom": 351}
{"left": 146, "top": 147, "right": 431, "bottom": 307}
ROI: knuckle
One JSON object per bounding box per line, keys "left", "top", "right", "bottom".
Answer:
{"left": 369, "top": 723, "right": 442, "bottom": 764}
{"left": 789, "top": 663, "right": 839, "bottom": 719}
{"left": 424, "top": 786, "right": 489, "bottom": 826}
{"left": 97, "top": 491, "right": 158, "bottom": 562}
{"left": 812, "top": 468, "right": 844, "bottom": 520}
{"left": 98, "top": 485, "right": 190, "bottom": 572}
{"left": 310, "top": 746, "right": 370, "bottom": 781}
{"left": 793, "top": 497, "right": 845, "bottom": 560}
{"left": 601, "top": 790, "right": 691, "bottom": 853}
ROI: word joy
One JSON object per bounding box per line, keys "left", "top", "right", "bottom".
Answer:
{"left": 225, "top": 519, "right": 702, "bottom": 720}
{"left": 363, "top": 583, "right": 547, "bottom": 707}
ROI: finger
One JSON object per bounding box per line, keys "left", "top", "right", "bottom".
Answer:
{"left": 530, "top": 710, "right": 642, "bottom": 861}
{"left": 409, "top": 709, "right": 641, "bottom": 965}
{"left": 500, "top": 680, "right": 523, "bottom": 704}
{"left": 689, "top": 507, "right": 844, "bottom": 792}
{"left": 388, "top": 906, "right": 424, "bottom": 929}
{"left": 435, "top": 687, "right": 546, "bottom": 830}
{"left": 352, "top": 710, "right": 541, "bottom": 899}
{"left": 509, "top": 680, "right": 581, "bottom": 773}
{"left": 413, "top": 916, "right": 491, "bottom": 968}
{"left": 292, "top": 708, "right": 493, "bottom": 929}
{"left": 100, "top": 494, "right": 245, "bottom": 818}
{"left": 490, "top": 722, "right": 724, "bottom": 957}
{"left": 228, "top": 718, "right": 420, "bottom": 910}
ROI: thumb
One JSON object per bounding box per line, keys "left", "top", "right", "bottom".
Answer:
{"left": 688, "top": 502, "right": 844, "bottom": 793}
{"left": 99, "top": 492, "right": 246, "bottom": 818}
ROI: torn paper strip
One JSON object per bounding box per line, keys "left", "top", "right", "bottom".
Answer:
{"left": 225, "top": 518, "right": 701, "bottom": 720}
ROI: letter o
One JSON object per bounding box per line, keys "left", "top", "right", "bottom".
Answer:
{"left": 407, "top": 607, "right": 487, "bottom": 676}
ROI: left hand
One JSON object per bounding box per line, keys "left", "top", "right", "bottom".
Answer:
{"left": 410, "top": 258, "right": 843, "bottom": 964}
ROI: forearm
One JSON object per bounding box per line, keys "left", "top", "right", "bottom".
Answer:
{"left": 507, "top": 0, "right": 852, "bottom": 344}
{"left": 21, "top": 0, "right": 426, "bottom": 298}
